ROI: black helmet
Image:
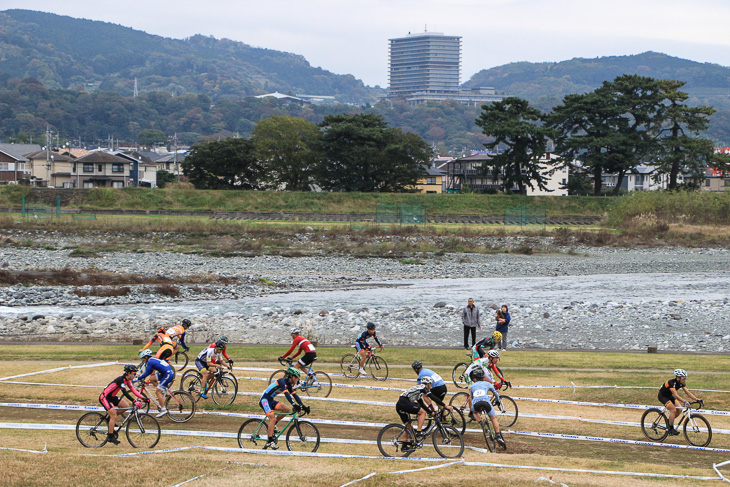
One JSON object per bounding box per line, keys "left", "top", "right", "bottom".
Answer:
{"left": 124, "top": 364, "right": 138, "bottom": 374}
{"left": 366, "top": 322, "right": 376, "bottom": 330}
{"left": 215, "top": 340, "right": 226, "bottom": 349}
{"left": 411, "top": 360, "right": 423, "bottom": 371}
{"left": 182, "top": 319, "right": 192, "bottom": 328}
{"left": 470, "top": 368, "right": 485, "bottom": 382}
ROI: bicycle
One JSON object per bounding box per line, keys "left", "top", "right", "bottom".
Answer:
{"left": 269, "top": 357, "right": 332, "bottom": 397}
{"left": 171, "top": 350, "right": 189, "bottom": 372}
{"left": 75, "top": 402, "right": 160, "bottom": 448}
{"left": 377, "top": 409, "right": 464, "bottom": 458}
{"left": 452, "top": 353, "right": 476, "bottom": 389}
{"left": 412, "top": 406, "right": 466, "bottom": 435}
{"left": 340, "top": 347, "right": 388, "bottom": 381}
{"left": 179, "top": 367, "right": 238, "bottom": 405}
{"left": 237, "top": 409, "right": 320, "bottom": 452}
{"left": 136, "top": 380, "right": 196, "bottom": 422}
{"left": 641, "top": 400, "right": 712, "bottom": 447}
{"left": 478, "top": 410, "right": 506, "bottom": 453}
{"left": 450, "top": 386, "right": 518, "bottom": 428}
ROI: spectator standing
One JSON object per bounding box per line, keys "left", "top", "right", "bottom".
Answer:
{"left": 496, "top": 305, "right": 511, "bottom": 350}
{"left": 461, "top": 298, "right": 481, "bottom": 350}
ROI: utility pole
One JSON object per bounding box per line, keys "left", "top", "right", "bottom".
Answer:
{"left": 173, "top": 133, "right": 179, "bottom": 178}
{"left": 45, "top": 126, "right": 51, "bottom": 187}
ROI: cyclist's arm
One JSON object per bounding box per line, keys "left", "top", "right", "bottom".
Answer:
{"left": 221, "top": 348, "right": 230, "bottom": 360}
{"left": 124, "top": 378, "right": 146, "bottom": 400}
{"left": 425, "top": 391, "right": 446, "bottom": 408}
{"left": 139, "top": 338, "right": 155, "bottom": 351}
{"left": 284, "top": 388, "right": 304, "bottom": 407}
{"left": 373, "top": 333, "right": 382, "bottom": 347}
{"left": 281, "top": 340, "right": 298, "bottom": 359}
{"left": 682, "top": 386, "right": 700, "bottom": 402}
{"left": 178, "top": 332, "right": 188, "bottom": 350}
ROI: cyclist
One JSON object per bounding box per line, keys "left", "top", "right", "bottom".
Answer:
{"left": 139, "top": 327, "right": 175, "bottom": 363}
{"left": 396, "top": 376, "right": 454, "bottom": 445}
{"left": 166, "top": 319, "right": 192, "bottom": 354}
{"left": 472, "top": 330, "right": 502, "bottom": 359}
{"left": 355, "top": 322, "right": 383, "bottom": 376}
{"left": 99, "top": 364, "right": 148, "bottom": 445}
{"left": 279, "top": 328, "right": 317, "bottom": 371}
{"left": 194, "top": 340, "right": 226, "bottom": 400}
{"left": 469, "top": 368, "right": 506, "bottom": 448}
{"left": 259, "top": 367, "right": 310, "bottom": 450}
{"left": 208, "top": 335, "right": 235, "bottom": 370}
{"left": 659, "top": 369, "right": 703, "bottom": 436}
{"left": 411, "top": 360, "right": 447, "bottom": 402}
{"left": 484, "top": 350, "right": 511, "bottom": 390}
{"left": 135, "top": 349, "right": 176, "bottom": 417}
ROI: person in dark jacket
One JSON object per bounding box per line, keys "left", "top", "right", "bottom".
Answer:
{"left": 461, "top": 298, "right": 481, "bottom": 349}
{"left": 496, "top": 305, "right": 511, "bottom": 350}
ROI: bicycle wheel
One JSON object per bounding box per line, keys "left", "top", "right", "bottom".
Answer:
{"left": 493, "top": 395, "right": 518, "bottom": 428}
{"left": 304, "top": 371, "right": 332, "bottom": 398}
{"left": 432, "top": 424, "right": 465, "bottom": 459}
{"left": 641, "top": 408, "right": 669, "bottom": 442}
{"left": 165, "top": 391, "right": 196, "bottom": 422}
{"left": 172, "top": 351, "right": 188, "bottom": 372}
{"left": 126, "top": 413, "right": 161, "bottom": 448}
{"left": 212, "top": 376, "right": 238, "bottom": 406}
{"left": 449, "top": 392, "right": 473, "bottom": 422}
{"left": 286, "top": 420, "right": 320, "bottom": 452}
{"left": 684, "top": 414, "right": 712, "bottom": 447}
{"left": 238, "top": 418, "right": 268, "bottom": 449}
{"left": 179, "top": 370, "right": 201, "bottom": 393}
{"left": 138, "top": 389, "right": 152, "bottom": 414}
{"left": 369, "top": 356, "right": 389, "bottom": 381}
{"left": 377, "top": 423, "right": 415, "bottom": 457}
{"left": 340, "top": 354, "right": 360, "bottom": 378}
{"left": 481, "top": 418, "right": 496, "bottom": 452}
{"left": 76, "top": 412, "right": 109, "bottom": 448}
{"left": 452, "top": 363, "right": 470, "bottom": 389}
{"left": 440, "top": 408, "right": 466, "bottom": 435}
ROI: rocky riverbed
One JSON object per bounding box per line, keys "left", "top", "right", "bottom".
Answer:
{"left": 0, "top": 241, "right": 729, "bottom": 352}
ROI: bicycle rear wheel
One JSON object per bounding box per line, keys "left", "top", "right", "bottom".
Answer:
{"left": 449, "top": 392, "right": 473, "bottom": 422}
{"left": 268, "top": 370, "right": 286, "bottom": 383}
{"left": 641, "top": 408, "right": 669, "bottom": 442}
{"left": 432, "top": 424, "right": 464, "bottom": 459}
{"left": 286, "top": 420, "right": 320, "bottom": 452}
{"left": 481, "top": 418, "right": 496, "bottom": 452}
{"left": 304, "top": 371, "right": 332, "bottom": 398}
{"left": 172, "top": 351, "right": 188, "bottom": 372}
{"left": 165, "top": 391, "right": 196, "bottom": 422}
{"left": 76, "top": 412, "right": 109, "bottom": 448}
{"left": 452, "top": 363, "right": 469, "bottom": 389}
{"left": 684, "top": 414, "right": 712, "bottom": 447}
{"left": 493, "top": 395, "right": 518, "bottom": 428}
{"left": 212, "top": 376, "right": 238, "bottom": 405}
{"left": 340, "top": 354, "right": 360, "bottom": 378}
{"left": 238, "top": 418, "right": 268, "bottom": 449}
{"left": 369, "top": 356, "right": 388, "bottom": 381}
{"left": 126, "top": 413, "right": 160, "bottom": 448}
{"left": 179, "top": 370, "right": 201, "bottom": 393}
{"left": 377, "top": 424, "right": 415, "bottom": 457}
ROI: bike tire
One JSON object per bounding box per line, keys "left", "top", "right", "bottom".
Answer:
{"left": 269, "top": 370, "right": 287, "bottom": 383}
{"left": 179, "top": 370, "right": 201, "bottom": 392}
{"left": 684, "top": 414, "right": 712, "bottom": 447}
{"left": 432, "top": 424, "right": 464, "bottom": 459}
{"left": 138, "top": 389, "right": 152, "bottom": 414}
{"left": 441, "top": 408, "right": 466, "bottom": 435}
{"left": 452, "top": 363, "right": 470, "bottom": 389}
{"left": 286, "top": 420, "right": 320, "bottom": 452}
{"left": 640, "top": 408, "right": 669, "bottom": 442}
{"left": 212, "top": 376, "right": 238, "bottom": 406}
{"left": 172, "top": 351, "right": 188, "bottom": 372}
{"left": 481, "top": 418, "right": 496, "bottom": 453}
{"left": 377, "top": 423, "right": 415, "bottom": 457}
{"left": 369, "top": 356, "right": 389, "bottom": 381}
{"left": 238, "top": 418, "right": 268, "bottom": 449}
{"left": 126, "top": 412, "right": 160, "bottom": 448}
{"left": 305, "top": 371, "right": 332, "bottom": 398}
{"left": 165, "top": 391, "right": 196, "bottom": 422}
{"left": 493, "top": 395, "right": 518, "bottom": 428}
{"left": 449, "top": 392, "right": 473, "bottom": 422}
{"left": 76, "top": 412, "right": 109, "bottom": 448}
{"left": 340, "top": 353, "right": 360, "bottom": 378}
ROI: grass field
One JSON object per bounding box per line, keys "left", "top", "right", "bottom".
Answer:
{"left": 1, "top": 345, "right": 730, "bottom": 486}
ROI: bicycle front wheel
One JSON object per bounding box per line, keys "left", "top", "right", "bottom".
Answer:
{"left": 377, "top": 424, "right": 415, "bottom": 457}
{"left": 340, "top": 354, "right": 360, "bottom": 378}
{"left": 212, "top": 376, "right": 238, "bottom": 406}
{"left": 238, "top": 419, "right": 268, "bottom": 449}
{"left": 268, "top": 369, "right": 286, "bottom": 383}
{"left": 172, "top": 352, "right": 188, "bottom": 372}
{"left": 286, "top": 420, "right": 320, "bottom": 452}
{"left": 641, "top": 408, "right": 669, "bottom": 442}
{"left": 432, "top": 424, "right": 464, "bottom": 459}
{"left": 179, "top": 370, "right": 201, "bottom": 393}
{"left": 369, "top": 356, "right": 388, "bottom": 381}
{"left": 165, "top": 391, "right": 196, "bottom": 422}
{"left": 684, "top": 414, "right": 712, "bottom": 447}
{"left": 305, "top": 371, "right": 332, "bottom": 398}
{"left": 493, "top": 395, "right": 518, "bottom": 428}
{"left": 452, "top": 363, "right": 469, "bottom": 389}
{"left": 449, "top": 392, "right": 472, "bottom": 422}
{"left": 126, "top": 413, "right": 161, "bottom": 448}
{"left": 76, "top": 412, "right": 109, "bottom": 448}
{"left": 440, "top": 408, "right": 466, "bottom": 435}
{"left": 481, "top": 418, "right": 496, "bottom": 452}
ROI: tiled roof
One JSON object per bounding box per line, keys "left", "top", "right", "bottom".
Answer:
{"left": 75, "top": 152, "right": 129, "bottom": 163}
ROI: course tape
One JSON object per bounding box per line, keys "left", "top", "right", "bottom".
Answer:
{"left": 713, "top": 460, "right": 730, "bottom": 483}
{"left": 0, "top": 362, "right": 118, "bottom": 381}
{"left": 0, "top": 444, "right": 47, "bottom": 454}
{"left": 339, "top": 461, "right": 462, "bottom": 487}
{"left": 510, "top": 396, "right": 730, "bottom": 417}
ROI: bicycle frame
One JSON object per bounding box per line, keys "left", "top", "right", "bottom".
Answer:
{"left": 280, "top": 358, "right": 316, "bottom": 390}
{"left": 250, "top": 411, "right": 301, "bottom": 441}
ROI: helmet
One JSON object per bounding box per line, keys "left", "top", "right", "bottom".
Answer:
{"left": 139, "top": 349, "right": 153, "bottom": 359}
{"left": 366, "top": 322, "right": 376, "bottom": 330}
{"left": 290, "top": 328, "right": 300, "bottom": 335}
{"left": 411, "top": 360, "right": 423, "bottom": 371}
{"left": 182, "top": 319, "right": 192, "bottom": 328}
{"left": 470, "top": 368, "right": 485, "bottom": 381}
{"left": 488, "top": 350, "right": 500, "bottom": 359}
{"left": 218, "top": 335, "right": 230, "bottom": 344}
{"left": 493, "top": 331, "right": 503, "bottom": 340}
{"left": 157, "top": 327, "right": 167, "bottom": 334}
{"left": 674, "top": 369, "right": 687, "bottom": 378}
{"left": 124, "top": 364, "right": 138, "bottom": 374}
{"left": 419, "top": 376, "right": 434, "bottom": 386}
{"left": 286, "top": 367, "right": 301, "bottom": 378}
{"left": 215, "top": 340, "right": 226, "bottom": 349}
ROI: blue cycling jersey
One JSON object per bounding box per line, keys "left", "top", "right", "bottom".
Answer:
{"left": 260, "top": 378, "right": 301, "bottom": 406}
{"left": 356, "top": 330, "right": 381, "bottom": 348}
{"left": 470, "top": 380, "right": 498, "bottom": 404}
{"left": 417, "top": 368, "right": 445, "bottom": 387}
{"left": 137, "top": 357, "right": 173, "bottom": 382}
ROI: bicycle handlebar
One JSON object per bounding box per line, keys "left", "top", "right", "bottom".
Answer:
{"left": 279, "top": 357, "right": 294, "bottom": 366}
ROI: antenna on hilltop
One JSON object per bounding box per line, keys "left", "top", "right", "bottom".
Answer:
{"left": 133, "top": 78, "right": 138, "bottom": 97}
{"left": 424, "top": 24, "right": 428, "bottom": 33}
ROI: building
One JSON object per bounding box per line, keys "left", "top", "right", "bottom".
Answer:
{"left": 24, "top": 150, "right": 76, "bottom": 187}
{"left": 0, "top": 148, "right": 31, "bottom": 183}
{"left": 71, "top": 152, "right": 132, "bottom": 188}
{"left": 412, "top": 165, "right": 445, "bottom": 193}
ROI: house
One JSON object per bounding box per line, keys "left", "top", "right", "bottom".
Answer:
{"left": 701, "top": 167, "right": 730, "bottom": 192}
{"left": 0, "top": 143, "right": 38, "bottom": 183}
{"left": 412, "top": 165, "right": 445, "bottom": 193}
{"left": 70, "top": 152, "right": 132, "bottom": 188}
{"left": 602, "top": 166, "right": 677, "bottom": 192}
{"left": 155, "top": 152, "right": 187, "bottom": 178}
{"left": 115, "top": 151, "right": 159, "bottom": 188}
{"left": 24, "top": 150, "right": 76, "bottom": 187}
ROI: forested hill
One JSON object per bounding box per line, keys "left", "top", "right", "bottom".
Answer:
{"left": 0, "top": 9, "right": 381, "bottom": 103}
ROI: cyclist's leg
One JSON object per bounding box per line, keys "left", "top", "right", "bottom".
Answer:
{"left": 99, "top": 394, "right": 118, "bottom": 435}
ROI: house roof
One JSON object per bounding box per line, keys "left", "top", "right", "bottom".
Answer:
{"left": 423, "top": 165, "right": 445, "bottom": 176}
{"left": 0, "top": 143, "right": 41, "bottom": 159}
{"left": 0, "top": 149, "right": 28, "bottom": 162}
{"left": 75, "top": 152, "right": 129, "bottom": 163}
{"left": 116, "top": 151, "right": 155, "bottom": 163}
{"left": 61, "top": 148, "right": 92, "bottom": 159}
{"left": 23, "top": 151, "right": 75, "bottom": 162}
{"left": 155, "top": 153, "right": 187, "bottom": 163}
{"left": 255, "top": 92, "right": 302, "bottom": 101}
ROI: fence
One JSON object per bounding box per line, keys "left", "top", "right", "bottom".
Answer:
{"left": 504, "top": 205, "right": 546, "bottom": 229}
{"left": 375, "top": 203, "right": 425, "bottom": 225}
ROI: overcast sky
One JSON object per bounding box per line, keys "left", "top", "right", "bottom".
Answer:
{"left": 5, "top": 0, "right": 730, "bottom": 88}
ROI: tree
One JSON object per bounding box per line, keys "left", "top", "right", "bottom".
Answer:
{"left": 252, "top": 115, "right": 320, "bottom": 191}
{"left": 137, "top": 129, "right": 167, "bottom": 147}
{"left": 475, "top": 97, "right": 555, "bottom": 194}
{"left": 156, "top": 169, "right": 177, "bottom": 188}
{"left": 316, "top": 114, "right": 430, "bottom": 192}
{"left": 182, "top": 138, "right": 263, "bottom": 189}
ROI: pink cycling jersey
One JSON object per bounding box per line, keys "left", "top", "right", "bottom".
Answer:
{"left": 99, "top": 375, "right": 144, "bottom": 410}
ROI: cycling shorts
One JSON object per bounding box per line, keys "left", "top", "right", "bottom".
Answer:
{"left": 99, "top": 393, "right": 121, "bottom": 411}
{"left": 259, "top": 398, "right": 283, "bottom": 417}
{"left": 396, "top": 396, "right": 421, "bottom": 423}
{"left": 355, "top": 343, "right": 370, "bottom": 353}
{"left": 430, "top": 384, "right": 447, "bottom": 402}
{"left": 472, "top": 399, "right": 496, "bottom": 418}
{"left": 195, "top": 358, "right": 211, "bottom": 371}
{"left": 299, "top": 352, "right": 317, "bottom": 367}
{"left": 658, "top": 392, "right": 681, "bottom": 408}
{"left": 156, "top": 369, "right": 175, "bottom": 392}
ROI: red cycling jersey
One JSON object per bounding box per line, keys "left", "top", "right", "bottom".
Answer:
{"left": 282, "top": 335, "right": 316, "bottom": 359}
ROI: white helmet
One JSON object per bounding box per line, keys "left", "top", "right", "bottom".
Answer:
{"left": 290, "top": 328, "right": 300, "bottom": 335}
{"left": 488, "top": 350, "right": 500, "bottom": 359}
{"left": 674, "top": 369, "right": 687, "bottom": 378}
{"left": 419, "top": 376, "right": 434, "bottom": 386}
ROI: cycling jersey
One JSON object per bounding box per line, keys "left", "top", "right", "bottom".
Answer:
{"left": 399, "top": 384, "right": 446, "bottom": 408}
{"left": 141, "top": 331, "right": 173, "bottom": 351}
{"left": 259, "top": 377, "right": 303, "bottom": 416}
{"left": 137, "top": 357, "right": 174, "bottom": 391}
{"left": 472, "top": 337, "right": 497, "bottom": 359}
{"left": 282, "top": 335, "right": 316, "bottom": 359}
{"left": 166, "top": 325, "right": 188, "bottom": 349}
{"left": 156, "top": 341, "right": 175, "bottom": 362}
{"left": 470, "top": 380, "right": 499, "bottom": 418}
{"left": 197, "top": 346, "right": 223, "bottom": 364}
{"left": 99, "top": 375, "right": 144, "bottom": 410}
{"left": 417, "top": 368, "right": 445, "bottom": 388}
{"left": 658, "top": 378, "right": 686, "bottom": 406}
{"left": 464, "top": 358, "right": 495, "bottom": 384}
{"left": 355, "top": 330, "right": 381, "bottom": 351}
{"left": 206, "top": 342, "right": 230, "bottom": 361}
